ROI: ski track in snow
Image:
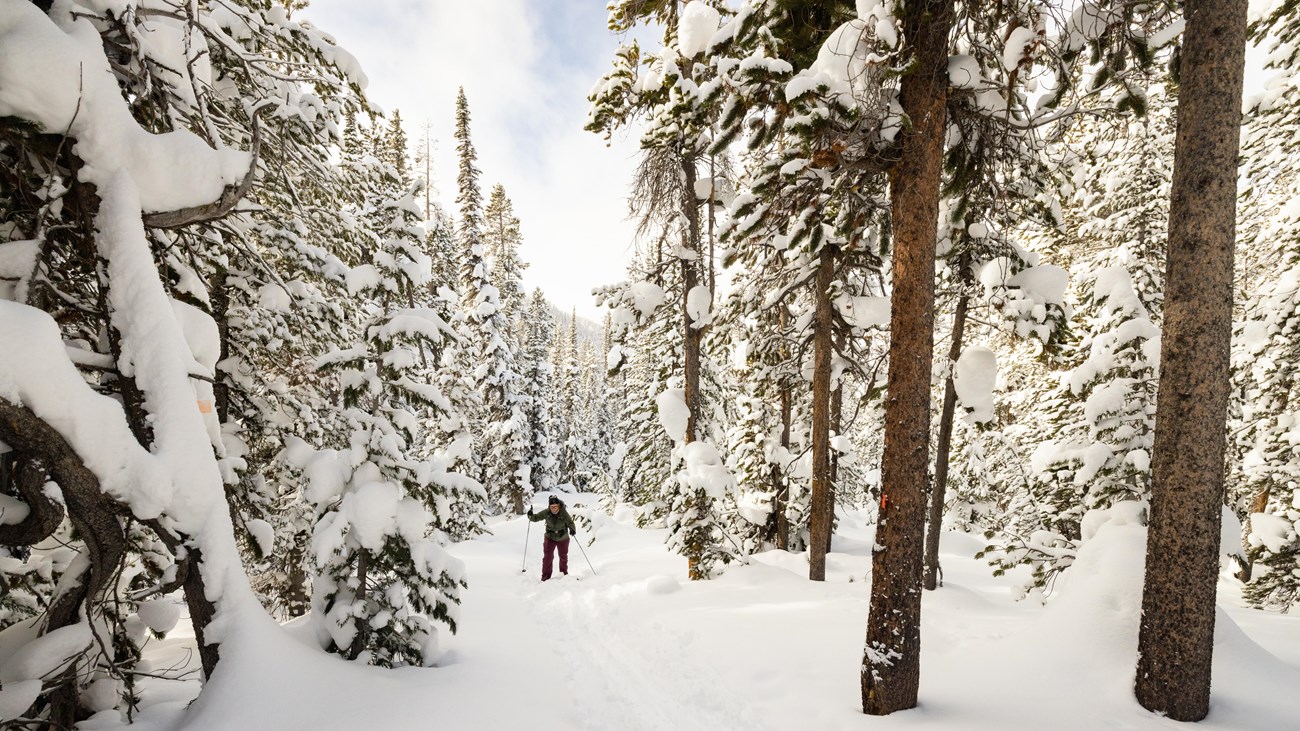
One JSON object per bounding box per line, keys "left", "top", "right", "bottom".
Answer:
{"left": 522, "top": 574, "right": 770, "bottom": 731}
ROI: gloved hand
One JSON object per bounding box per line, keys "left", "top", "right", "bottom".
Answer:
{"left": 527, "top": 508, "right": 534, "bottom": 517}
{"left": 570, "top": 528, "right": 577, "bottom": 537}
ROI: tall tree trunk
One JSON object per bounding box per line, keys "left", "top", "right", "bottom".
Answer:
{"left": 809, "top": 244, "right": 836, "bottom": 581}
{"left": 1134, "top": 0, "right": 1247, "bottom": 720}
{"left": 681, "top": 149, "right": 704, "bottom": 444}
{"left": 348, "top": 548, "right": 370, "bottom": 660}
{"left": 183, "top": 547, "right": 221, "bottom": 677}
{"left": 680, "top": 142, "right": 708, "bottom": 580}
{"left": 212, "top": 271, "right": 231, "bottom": 423}
{"left": 828, "top": 331, "right": 844, "bottom": 557}
{"left": 775, "top": 383, "right": 793, "bottom": 549}
{"left": 862, "top": 0, "right": 953, "bottom": 714}
{"left": 285, "top": 535, "right": 312, "bottom": 618}
{"left": 923, "top": 290, "right": 969, "bottom": 590}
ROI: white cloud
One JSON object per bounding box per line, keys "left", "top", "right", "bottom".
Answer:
{"left": 302, "top": 0, "right": 641, "bottom": 320}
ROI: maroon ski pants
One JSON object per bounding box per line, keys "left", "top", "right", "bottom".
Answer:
{"left": 542, "top": 536, "right": 569, "bottom": 580}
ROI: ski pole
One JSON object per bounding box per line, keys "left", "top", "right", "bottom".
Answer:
{"left": 522, "top": 518, "right": 531, "bottom": 573}
{"left": 574, "top": 535, "right": 597, "bottom": 575}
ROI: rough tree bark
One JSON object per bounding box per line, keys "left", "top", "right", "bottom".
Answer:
{"left": 212, "top": 270, "right": 231, "bottom": 423}
{"left": 809, "top": 244, "right": 836, "bottom": 580}
{"left": 923, "top": 289, "right": 969, "bottom": 591}
{"left": 285, "top": 534, "right": 312, "bottom": 617}
{"left": 1238, "top": 485, "right": 1271, "bottom": 582}
{"left": 1134, "top": 0, "right": 1248, "bottom": 720}
{"left": 828, "top": 328, "right": 844, "bottom": 557}
{"left": 681, "top": 147, "right": 704, "bottom": 446}
{"left": 862, "top": 0, "right": 954, "bottom": 714}
{"left": 347, "top": 548, "right": 370, "bottom": 660}
{"left": 680, "top": 139, "right": 711, "bottom": 580}
{"left": 0, "top": 459, "right": 64, "bottom": 547}
{"left": 0, "top": 401, "right": 128, "bottom": 724}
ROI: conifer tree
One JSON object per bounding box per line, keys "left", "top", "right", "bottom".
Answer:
{"left": 556, "top": 313, "right": 582, "bottom": 487}
{"left": 483, "top": 184, "right": 528, "bottom": 326}
{"left": 982, "top": 85, "right": 1172, "bottom": 593}
{"left": 590, "top": 0, "right": 739, "bottom": 579}
{"left": 0, "top": 0, "right": 383, "bottom": 717}
{"left": 520, "top": 289, "right": 559, "bottom": 493}
{"left": 382, "top": 110, "right": 410, "bottom": 181}
{"left": 307, "top": 173, "right": 475, "bottom": 668}
{"left": 453, "top": 88, "right": 529, "bottom": 513}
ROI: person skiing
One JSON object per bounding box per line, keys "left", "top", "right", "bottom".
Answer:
{"left": 527, "top": 495, "right": 577, "bottom": 580}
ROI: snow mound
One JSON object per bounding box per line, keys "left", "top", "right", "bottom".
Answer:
{"left": 925, "top": 508, "right": 1300, "bottom": 729}
{"left": 645, "top": 575, "right": 682, "bottom": 595}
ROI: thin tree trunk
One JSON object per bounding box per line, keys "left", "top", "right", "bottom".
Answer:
{"left": 1239, "top": 485, "right": 1271, "bottom": 582}
{"left": 862, "top": 0, "right": 954, "bottom": 713}
{"left": 776, "top": 383, "right": 793, "bottom": 549}
{"left": 183, "top": 547, "right": 221, "bottom": 677}
{"left": 0, "top": 400, "right": 130, "bottom": 719}
{"left": 828, "top": 331, "right": 843, "bottom": 557}
{"left": 681, "top": 150, "right": 704, "bottom": 444}
{"left": 1134, "top": 0, "right": 1247, "bottom": 719}
{"left": 809, "top": 244, "right": 835, "bottom": 581}
{"left": 923, "top": 290, "right": 969, "bottom": 590}
{"left": 349, "top": 548, "right": 370, "bottom": 660}
{"left": 680, "top": 140, "right": 708, "bottom": 579}
{"left": 285, "top": 535, "right": 311, "bottom": 618}
{"left": 708, "top": 153, "right": 717, "bottom": 296}
{"left": 776, "top": 301, "right": 793, "bottom": 550}
{"left": 212, "top": 271, "right": 231, "bottom": 423}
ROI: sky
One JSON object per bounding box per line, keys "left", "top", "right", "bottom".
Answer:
{"left": 302, "top": 0, "right": 644, "bottom": 321}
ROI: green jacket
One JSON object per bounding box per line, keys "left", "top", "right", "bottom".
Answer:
{"left": 528, "top": 505, "right": 576, "bottom": 542}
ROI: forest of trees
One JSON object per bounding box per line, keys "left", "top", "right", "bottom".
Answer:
{"left": 0, "top": 0, "right": 1296, "bottom": 726}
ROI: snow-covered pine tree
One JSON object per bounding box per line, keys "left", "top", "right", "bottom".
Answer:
{"left": 452, "top": 88, "right": 529, "bottom": 514}
{"left": 519, "top": 289, "right": 559, "bottom": 494}
{"left": 574, "top": 340, "right": 617, "bottom": 488}
{"left": 596, "top": 263, "right": 680, "bottom": 519}
{"left": 589, "top": 0, "right": 741, "bottom": 579}
{"left": 557, "top": 314, "right": 583, "bottom": 487}
{"left": 599, "top": 312, "right": 632, "bottom": 503}
{"left": 0, "top": 0, "right": 379, "bottom": 718}
{"left": 982, "top": 81, "right": 1173, "bottom": 595}
{"left": 381, "top": 109, "right": 410, "bottom": 181}
{"left": 307, "top": 169, "right": 477, "bottom": 667}
{"left": 483, "top": 184, "right": 528, "bottom": 324}
{"left": 426, "top": 205, "right": 461, "bottom": 294}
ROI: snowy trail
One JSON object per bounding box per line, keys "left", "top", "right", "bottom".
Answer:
{"left": 102, "top": 498, "right": 1300, "bottom": 730}
{"left": 446, "top": 505, "right": 773, "bottom": 731}
{"left": 524, "top": 577, "right": 771, "bottom": 731}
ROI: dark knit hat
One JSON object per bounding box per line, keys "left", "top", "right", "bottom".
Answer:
{"left": 548, "top": 495, "right": 561, "bottom": 506}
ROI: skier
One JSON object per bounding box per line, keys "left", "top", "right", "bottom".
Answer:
{"left": 527, "top": 496, "right": 577, "bottom": 580}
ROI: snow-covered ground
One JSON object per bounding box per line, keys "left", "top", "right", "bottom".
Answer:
{"left": 100, "top": 495, "right": 1300, "bottom": 730}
